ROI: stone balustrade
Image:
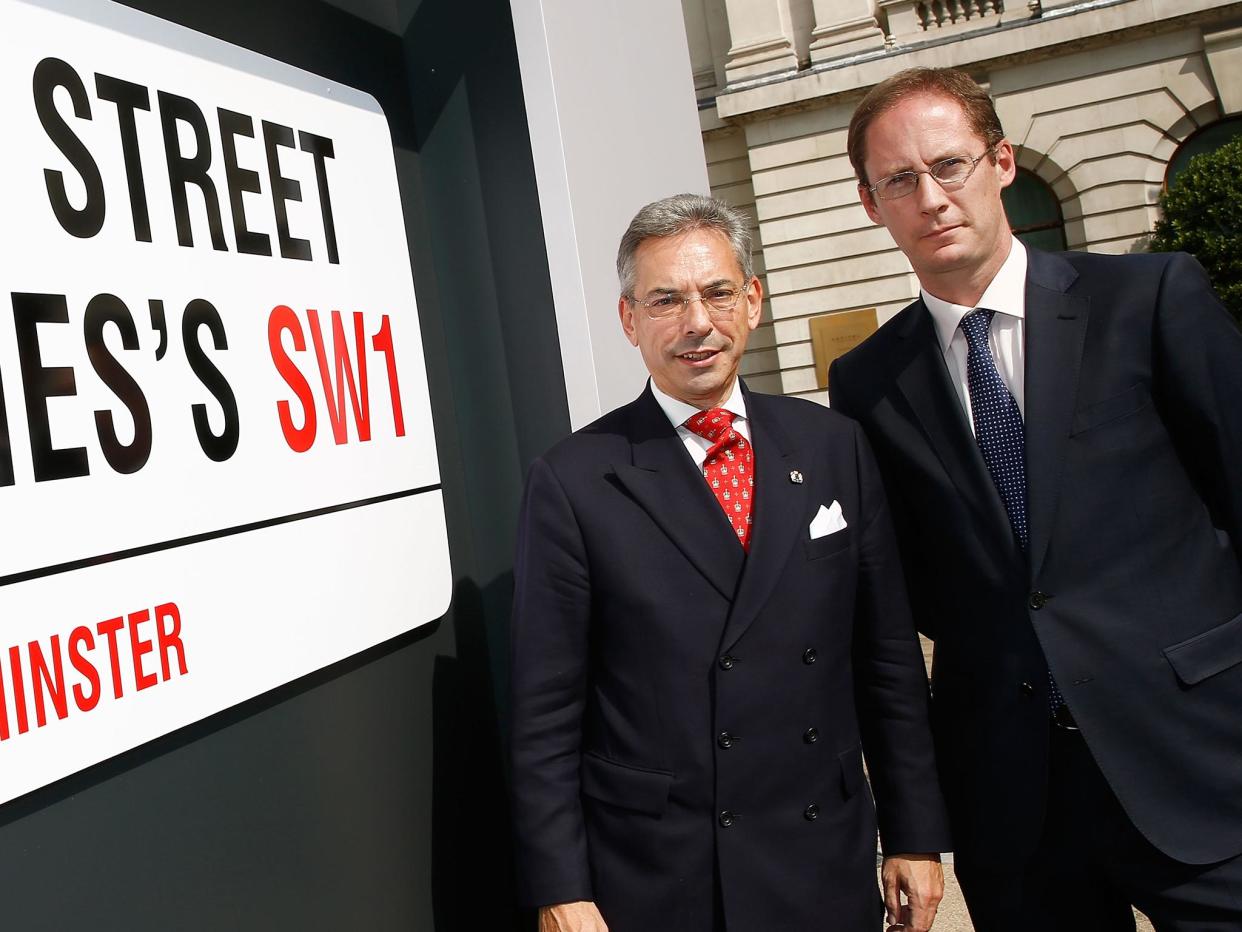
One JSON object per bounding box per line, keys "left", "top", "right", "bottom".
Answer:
{"left": 918, "top": 0, "right": 1004, "bottom": 29}
{"left": 878, "top": 0, "right": 1011, "bottom": 47}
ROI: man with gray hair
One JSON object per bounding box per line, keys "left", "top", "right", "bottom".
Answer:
{"left": 510, "top": 193, "right": 951, "bottom": 932}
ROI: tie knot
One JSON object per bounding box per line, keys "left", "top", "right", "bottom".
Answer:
{"left": 684, "top": 408, "right": 736, "bottom": 443}
{"left": 960, "top": 309, "right": 996, "bottom": 350}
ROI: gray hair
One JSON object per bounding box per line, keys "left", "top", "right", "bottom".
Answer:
{"left": 616, "top": 193, "right": 753, "bottom": 297}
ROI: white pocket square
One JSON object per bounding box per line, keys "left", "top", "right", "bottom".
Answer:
{"left": 809, "top": 500, "right": 848, "bottom": 539}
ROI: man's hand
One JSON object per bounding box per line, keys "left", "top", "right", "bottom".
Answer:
{"left": 538, "top": 901, "right": 609, "bottom": 932}
{"left": 881, "top": 853, "right": 944, "bottom": 932}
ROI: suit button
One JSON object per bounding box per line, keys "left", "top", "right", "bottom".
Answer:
{"left": 1020, "top": 681, "right": 1035, "bottom": 696}
{"left": 719, "top": 810, "right": 735, "bottom": 827}
{"left": 717, "top": 732, "right": 734, "bottom": 749}
{"left": 804, "top": 804, "right": 819, "bottom": 821}
{"left": 803, "top": 727, "right": 819, "bottom": 744}
{"left": 1029, "top": 591, "right": 1047, "bottom": 610}
{"left": 719, "top": 655, "right": 735, "bottom": 671}
{"left": 802, "top": 648, "right": 818, "bottom": 665}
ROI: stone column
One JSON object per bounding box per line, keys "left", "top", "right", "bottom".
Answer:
{"left": 722, "top": 0, "right": 799, "bottom": 83}
{"left": 684, "top": 0, "right": 720, "bottom": 94}
{"left": 1205, "top": 26, "right": 1242, "bottom": 115}
{"left": 808, "top": 0, "right": 886, "bottom": 64}
{"left": 877, "top": 0, "right": 924, "bottom": 46}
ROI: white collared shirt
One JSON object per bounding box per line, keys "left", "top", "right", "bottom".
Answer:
{"left": 650, "top": 379, "right": 751, "bottom": 472}
{"left": 922, "top": 237, "right": 1027, "bottom": 435}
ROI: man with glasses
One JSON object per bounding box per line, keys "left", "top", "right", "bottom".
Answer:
{"left": 511, "top": 194, "right": 951, "bottom": 932}
{"left": 830, "top": 68, "right": 1242, "bottom": 931}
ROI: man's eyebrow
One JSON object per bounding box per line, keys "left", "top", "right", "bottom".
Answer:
{"left": 876, "top": 151, "right": 965, "bottom": 177}
{"left": 874, "top": 161, "right": 921, "bottom": 179}
{"left": 641, "top": 278, "right": 735, "bottom": 296}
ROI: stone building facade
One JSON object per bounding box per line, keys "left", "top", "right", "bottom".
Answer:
{"left": 682, "top": 0, "right": 1242, "bottom": 404}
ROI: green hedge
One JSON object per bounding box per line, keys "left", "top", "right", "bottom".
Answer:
{"left": 1151, "top": 137, "right": 1242, "bottom": 323}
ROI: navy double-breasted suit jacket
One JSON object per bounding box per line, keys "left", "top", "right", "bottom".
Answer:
{"left": 510, "top": 383, "right": 951, "bottom": 932}
{"left": 829, "top": 248, "right": 1242, "bottom": 867}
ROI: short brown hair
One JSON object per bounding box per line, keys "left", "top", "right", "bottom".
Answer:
{"left": 847, "top": 68, "right": 1004, "bottom": 185}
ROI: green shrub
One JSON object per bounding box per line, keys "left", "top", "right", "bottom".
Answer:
{"left": 1151, "top": 137, "right": 1242, "bottom": 323}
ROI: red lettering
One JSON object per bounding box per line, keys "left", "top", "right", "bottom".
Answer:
{"left": 0, "top": 654, "right": 8, "bottom": 741}
{"left": 128, "top": 609, "right": 157, "bottom": 691}
{"left": 69, "top": 625, "right": 100, "bottom": 712}
{"left": 308, "top": 309, "right": 370, "bottom": 444}
{"left": 371, "top": 315, "right": 405, "bottom": 437}
{"left": 8, "top": 646, "right": 28, "bottom": 735}
{"left": 96, "top": 616, "right": 125, "bottom": 698}
{"left": 29, "top": 636, "right": 68, "bottom": 726}
{"left": 269, "top": 304, "right": 317, "bottom": 452}
{"left": 155, "top": 602, "right": 188, "bottom": 680}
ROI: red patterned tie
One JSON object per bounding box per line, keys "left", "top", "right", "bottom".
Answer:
{"left": 684, "top": 408, "right": 755, "bottom": 551}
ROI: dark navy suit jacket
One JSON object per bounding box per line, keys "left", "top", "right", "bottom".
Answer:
{"left": 510, "top": 383, "right": 950, "bottom": 932}
{"left": 830, "top": 249, "right": 1242, "bottom": 866}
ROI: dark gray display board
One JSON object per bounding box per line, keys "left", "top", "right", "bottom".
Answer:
{"left": 0, "top": 0, "right": 564, "bottom": 927}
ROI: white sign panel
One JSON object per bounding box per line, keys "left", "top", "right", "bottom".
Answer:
{"left": 0, "top": 0, "right": 452, "bottom": 803}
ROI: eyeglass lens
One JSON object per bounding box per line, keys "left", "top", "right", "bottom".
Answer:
{"left": 642, "top": 288, "right": 741, "bottom": 318}
{"left": 875, "top": 153, "right": 983, "bottom": 199}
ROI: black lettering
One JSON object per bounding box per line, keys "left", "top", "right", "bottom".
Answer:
{"left": 0, "top": 332, "right": 12, "bottom": 487}
{"left": 218, "top": 108, "right": 272, "bottom": 257}
{"left": 33, "top": 58, "right": 105, "bottom": 239}
{"left": 158, "top": 91, "right": 228, "bottom": 251}
{"left": 263, "top": 120, "right": 311, "bottom": 261}
{"left": 298, "top": 131, "right": 338, "bottom": 265}
{"left": 12, "top": 293, "right": 89, "bottom": 481}
{"left": 84, "top": 293, "right": 152, "bottom": 475}
{"left": 149, "top": 299, "right": 168, "bottom": 360}
{"left": 95, "top": 74, "right": 153, "bottom": 243}
{"left": 183, "top": 299, "right": 239, "bottom": 461}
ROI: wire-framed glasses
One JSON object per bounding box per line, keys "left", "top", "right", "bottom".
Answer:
{"left": 865, "top": 145, "right": 999, "bottom": 200}
{"left": 628, "top": 283, "right": 749, "bottom": 320}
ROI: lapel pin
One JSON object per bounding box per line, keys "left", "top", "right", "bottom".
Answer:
{"left": 789, "top": 470, "right": 803, "bottom": 484}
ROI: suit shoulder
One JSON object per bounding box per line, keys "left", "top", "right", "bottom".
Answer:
{"left": 833, "top": 300, "right": 919, "bottom": 377}
{"left": 1044, "top": 249, "right": 1214, "bottom": 307}
{"left": 748, "top": 389, "right": 860, "bottom": 438}
{"left": 532, "top": 395, "right": 649, "bottom": 482}
{"left": 538, "top": 406, "right": 628, "bottom": 464}
{"left": 1057, "top": 249, "right": 1169, "bottom": 273}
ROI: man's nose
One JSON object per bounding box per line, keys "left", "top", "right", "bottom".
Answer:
{"left": 682, "top": 295, "right": 714, "bottom": 333}
{"left": 914, "top": 172, "right": 950, "bottom": 214}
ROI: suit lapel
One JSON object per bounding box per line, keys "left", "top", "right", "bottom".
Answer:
{"left": 893, "top": 304, "right": 1017, "bottom": 554}
{"left": 720, "top": 390, "right": 806, "bottom": 652}
{"left": 609, "top": 388, "right": 745, "bottom": 601}
{"left": 1023, "top": 249, "right": 1089, "bottom": 578}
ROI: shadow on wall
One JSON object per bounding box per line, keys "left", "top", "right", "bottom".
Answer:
{"left": 432, "top": 574, "right": 525, "bottom": 931}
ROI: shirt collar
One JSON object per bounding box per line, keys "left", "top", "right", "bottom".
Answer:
{"left": 922, "top": 237, "right": 1028, "bottom": 354}
{"left": 650, "top": 378, "right": 748, "bottom": 431}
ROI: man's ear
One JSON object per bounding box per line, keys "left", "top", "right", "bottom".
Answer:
{"left": 744, "top": 277, "right": 763, "bottom": 332}
{"left": 994, "top": 139, "right": 1018, "bottom": 190}
{"left": 859, "top": 183, "right": 884, "bottom": 226}
{"left": 619, "top": 296, "right": 639, "bottom": 347}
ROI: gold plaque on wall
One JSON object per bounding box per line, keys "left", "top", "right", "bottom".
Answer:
{"left": 810, "top": 308, "right": 879, "bottom": 390}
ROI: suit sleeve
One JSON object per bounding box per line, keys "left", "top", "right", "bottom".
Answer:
{"left": 847, "top": 421, "right": 953, "bottom": 854}
{"left": 509, "top": 456, "right": 594, "bottom": 906}
{"left": 1153, "top": 253, "right": 1242, "bottom": 575}
{"left": 832, "top": 359, "right": 940, "bottom": 641}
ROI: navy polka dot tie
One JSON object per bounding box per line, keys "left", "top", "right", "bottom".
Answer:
{"left": 961, "top": 310, "right": 1065, "bottom": 714}
{"left": 961, "top": 310, "right": 1027, "bottom": 549}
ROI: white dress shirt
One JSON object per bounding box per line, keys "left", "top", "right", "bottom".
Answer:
{"left": 922, "top": 237, "right": 1027, "bottom": 435}
{"left": 650, "top": 378, "right": 751, "bottom": 472}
